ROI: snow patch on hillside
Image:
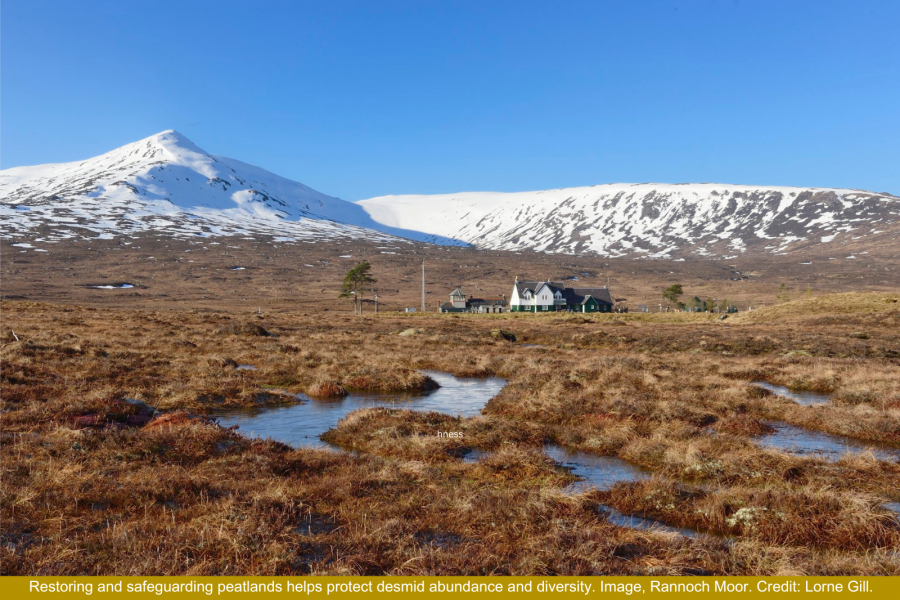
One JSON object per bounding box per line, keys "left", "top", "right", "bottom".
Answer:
{"left": 357, "top": 184, "right": 900, "bottom": 257}
{"left": 4, "top": 130, "right": 897, "bottom": 258}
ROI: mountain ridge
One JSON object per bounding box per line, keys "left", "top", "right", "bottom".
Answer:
{"left": 3, "top": 130, "right": 897, "bottom": 259}
{"left": 357, "top": 183, "right": 900, "bottom": 258}
{"left": 0, "top": 130, "right": 465, "bottom": 245}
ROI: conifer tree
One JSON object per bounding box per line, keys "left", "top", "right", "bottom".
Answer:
{"left": 339, "top": 261, "right": 377, "bottom": 315}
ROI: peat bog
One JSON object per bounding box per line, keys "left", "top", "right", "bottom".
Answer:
{"left": 2, "top": 293, "right": 900, "bottom": 575}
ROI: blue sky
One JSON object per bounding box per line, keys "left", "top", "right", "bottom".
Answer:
{"left": 3, "top": 0, "right": 898, "bottom": 199}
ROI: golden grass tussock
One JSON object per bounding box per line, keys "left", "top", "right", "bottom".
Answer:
{"left": 733, "top": 292, "right": 900, "bottom": 324}
{"left": 2, "top": 296, "right": 900, "bottom": 575}
{"left": 306, "top": 380, "right": 348, "bottom": 398}
{"left": 601, "top": 480, "right": 900, "bottom": 550}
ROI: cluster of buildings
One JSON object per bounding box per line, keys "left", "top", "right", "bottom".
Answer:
{"left": 439, "top": 279, "right": 615, "bottom": 314}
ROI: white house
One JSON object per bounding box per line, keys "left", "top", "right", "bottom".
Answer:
{"left": 509, "top": 280, "right": 567, "bottom": 312}
{"left": 509, "top": 278, "right": 614, "bottom": 313}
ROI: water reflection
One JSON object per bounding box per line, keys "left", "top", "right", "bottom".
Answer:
{"left": 751, "top": 382, "right": 830, "bottom": 406}
{"left": 213, "top": 371, "right": 506, "bottom": 449}
{"left": 544, "top": 445, "right": 650, "bottom": 492}
{"left": 755, "top": 421, "right": 900, "bottom": 462}
{"left": 543, "top": 445, "right": 710, "bottom": 538}
{"left": 597, "top": 505, "right": 699, "bottom": 538}
{"left": 462, "top": 448, "right": 493, "bottom": 463}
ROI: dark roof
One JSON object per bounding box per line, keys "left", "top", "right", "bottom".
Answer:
{"left": 538, "top": 282, "right": 566, "bottom": 295}
{"left": 449, "top": 288, "right": 465, "bottom": 297}
{"left": 467, "top": 298, "right": 508, "bottom": 307}
{"left": 564, "top": 287, "right": 613, "bottom": 305}
{"left": 514, "top": 281, "right": 541, "bottom": 296}
{"left": 515, "top": 281, "right": 566, "bottom": 296}
{"left": 515, "top": 280, "right": 613, "bottom": 306}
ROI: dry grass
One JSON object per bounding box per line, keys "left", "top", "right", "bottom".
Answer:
{"left": 733, "top": 292, "right": 900, "bottom": 324}
{"left": 2, "top": 296, "right": 899, "bottom": 575}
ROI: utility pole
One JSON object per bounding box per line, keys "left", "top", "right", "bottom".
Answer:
{"left": 421, "top": 259, "right": 425, "bottom": 312}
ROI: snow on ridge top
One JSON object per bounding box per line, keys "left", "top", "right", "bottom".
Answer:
{"left": 356, "top": 182, "right": 898, "bottom": 258}
{"left": 3, "top": 130, "right": 896, "bottom": 257}
{"left": 2, "top": 130, "right": 202, "bottom": 176}
{"left": 360, "top": 182, "right": 893, "bottom": 203}
{"left": 0, "top": 129, "right": 329, "bottom": 214}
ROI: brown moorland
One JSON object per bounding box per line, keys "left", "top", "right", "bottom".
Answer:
{"left": 2, "top": 292, "right": 899, "bottom": 575}
{"left": 3, "top": 234, "right": 898, "bottom": 313}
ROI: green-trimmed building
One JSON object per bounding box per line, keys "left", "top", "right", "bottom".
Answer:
{"left": 509, "top": 279, "right": 614, "bottom": 313}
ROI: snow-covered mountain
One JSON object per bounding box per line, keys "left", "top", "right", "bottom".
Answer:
{"left": 357, "top": 184, "right": 900, "bottom": 258}
{"left": 3, "top": 130, "right": 897, "bottom": 259}
{"left": 0, "top": 130, "right": 447, "bottom": 245}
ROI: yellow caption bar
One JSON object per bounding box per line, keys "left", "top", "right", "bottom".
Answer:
{"left": 2, "top": 577, "right": 896, "bottom": 600}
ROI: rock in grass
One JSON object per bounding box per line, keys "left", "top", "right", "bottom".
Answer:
{"left": 124, "top": 398, "right": 159, "bottom": 416}
{"left": 206, "top": 355, "right": 239, "bottom": 369}
{"left": 216, "top": 322, "right": 271, "bottom": 336}
{"left": 490, "top": 329, "right": 516, "bottom": 342}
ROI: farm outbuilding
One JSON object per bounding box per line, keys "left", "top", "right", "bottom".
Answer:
{"left": 439, "top": 288, "right": 508, "bottom": 313}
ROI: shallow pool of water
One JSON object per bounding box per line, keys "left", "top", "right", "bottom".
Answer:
{"left": 882, "top": 503, "right": 900, "bottom": 522}
{"left": 751, "top": 382, "right": 830, "bottom": 406}
{"left": 544, "top": 445, "right": 651, "bottom": 492}
{"left": 597, "top": 505, "right": 699, "bottom": 538}
{"left": 213, "top": 371, "right": 506, "bottom": 449}
{"left": 756, "top": 422, "right": 900, "bottom": 462}
{"left": 543, "top": 446, "right": 721, "bottom": 538}
{"left": 462, "top": 448, "right": 493, "bottom": 463}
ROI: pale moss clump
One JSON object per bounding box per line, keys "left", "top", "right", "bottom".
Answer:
{"left": 726, "top": 506, "right": 767, "bottom": 529}
{"left": 683, "top": 459, "right": 725, "bottom": 477}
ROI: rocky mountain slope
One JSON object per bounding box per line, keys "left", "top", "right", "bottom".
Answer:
{"left": 0, "top": 130, "right": 433, "bottom": 245}
{"left": 3, "top": 131, "right": 897, "bottom": 260}
{"left": 358, "top": 184, "right": 900, "bottom": 258}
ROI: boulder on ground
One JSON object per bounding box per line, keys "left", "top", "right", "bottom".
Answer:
{"left": 206, "top": 355, "right": 239, "bottom": 369}
{"left": 124, "top": 398, "right": 158, "bottom": 416}
{"left": 490, "top": 329, "right": 516, "bottom": 342}
{"left": 216, "top": 322, "right": 271, "bottom": 336}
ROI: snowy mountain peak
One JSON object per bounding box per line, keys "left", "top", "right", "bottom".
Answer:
{"left": 3, "top": 131, "right": 897, "bottom": 258}
{"left": 143, "top": 129, "right": 209, "bottom": 158}
{"left": 0, "top": 131, "right": 420, "bottom": 244}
